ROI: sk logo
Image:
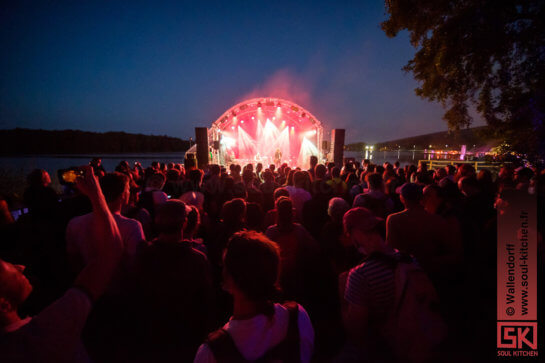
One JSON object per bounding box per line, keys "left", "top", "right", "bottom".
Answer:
{"left": 497, "top": 322, "right": 538, "bottom": 350}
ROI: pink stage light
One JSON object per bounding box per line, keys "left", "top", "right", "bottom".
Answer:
{"left": 262, "top": 120, "right": 280, "bottom": 155}
{"left": 297, "top": 137, "right": 319, "bottom": 168}
{"left": 256, "top": 119, "right": 264, "bottom": 141}
{"left": 238, "top": 126, "right": 257, "bottom": 158}
{"left": 221, "top": 135, "right": 236, "bottom": 149}
{"left": 273, "top": 128, "right": 290, "bottom": 162}
{"left": 211, "top": 98, "right": 323, "bottom": 166}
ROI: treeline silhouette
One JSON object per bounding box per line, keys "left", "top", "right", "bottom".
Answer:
{"left": 0, "top": 128, "right": 190, "bottom": 155}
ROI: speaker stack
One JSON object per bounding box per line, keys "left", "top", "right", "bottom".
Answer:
{"left": 195, "top": 127, "right": 209, "bottom": 168}
{"left": 330, "top": 129, "right": 345, "bottom": 167}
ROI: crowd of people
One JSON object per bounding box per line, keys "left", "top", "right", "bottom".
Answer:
{"left": 0, "top": 155, "right": 543, "bottom": 362}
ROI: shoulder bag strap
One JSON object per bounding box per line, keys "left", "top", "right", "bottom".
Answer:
{"left": 205, "top": 328, "right": 246, "bottom": 363}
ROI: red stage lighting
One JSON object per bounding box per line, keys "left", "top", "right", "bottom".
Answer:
{"left": 210, "top": 98, "right": 323, "bottom": 169}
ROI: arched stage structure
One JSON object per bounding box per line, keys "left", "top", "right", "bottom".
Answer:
{"left": 208, "top": 98, "right": 324, "bottom": 169}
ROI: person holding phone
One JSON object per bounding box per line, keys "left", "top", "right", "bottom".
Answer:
{"left": 0, "top": 166, "right": 123, "bottom": 362}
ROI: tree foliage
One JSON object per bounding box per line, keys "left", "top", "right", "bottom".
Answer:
{"left": 382, "top": 0, "right": 545, "bottom": 160}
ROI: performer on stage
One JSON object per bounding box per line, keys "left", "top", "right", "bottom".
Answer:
{"left": 274, "top": 148, "right": 282, "bottom": 166}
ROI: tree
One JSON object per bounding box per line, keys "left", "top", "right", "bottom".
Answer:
{"left": 382, "top": 0, "right": 545, "bottom": 161}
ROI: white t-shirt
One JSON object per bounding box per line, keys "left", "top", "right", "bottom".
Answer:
{"left": 66, "top": 212, "right": 145, "bottom": 264}
{"left": 194, "top": 303, "right": 314, "bottom": 363}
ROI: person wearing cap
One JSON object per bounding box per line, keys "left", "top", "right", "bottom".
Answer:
{"left": 386, "top": 183, "right": 449, "bottom": 280}
{"left": 340, "top": 207, "right": 398, "bottom": 361}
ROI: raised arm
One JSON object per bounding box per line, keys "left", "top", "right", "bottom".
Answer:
{"left": 1, "top": 167, "right": 124, "bottom": 362}
{"left": 74, "top": 165, "right": 123, "bottom": 301}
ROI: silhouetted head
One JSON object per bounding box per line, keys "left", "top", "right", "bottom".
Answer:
{"left": 263, "top": 170, "right": 274, "bottom": 183}
{"left": 343, "top": 207, "right": 385, "bottom": 255}
{"left": 221, "top": 198, "right": 246, "bottom": 226}
{"left": 166, "top": 169, "right": 180, "bottom": 182}
{"left": 27, "top": 169, "right": 51, "bottom": 188}
{"left": 315, "top": 164, "right": 327, "bottom": 179}
{"left": 146, "top": 172, "right": 166, "bottom": 190}
{"left": 399, "top": 183, "right": 423, "bottom": 207}
{"left": 155, "top": 200, "right": 187, "bottom": 237}
{"left": 293, "top": 171, "right": 309, "bottom": 189}
{"left": 328, "top": 197, "right": 349, "bottom": 223}
{"left": 209, "top": 164, "right": 221, "bottom": 176}
{"left": 273, "top": 187, "right": 289, "bottom": 201}
{"left": 366, "top": 172, "right": 383, "bottom": 191}
{"left": 100, "top": 172, "right": 130, "bottom": 208}
{"left": 455, "top": 163, "right": 476, "bottom": 182}
{"left": 223, "top": 231, "right": 280, "bottom": 312}
{"left": 183, "top": 204, "right": 200, "bottom": 239}
{"left": 458, "top": 176, "right": 481, "bottom": 197}
{"left": 275, "top": 196, "right": 293, "bottom": 227}
{"left": 423, "top": 184, "right": 443, "bottom": 214}
{"left": 242, "top": 169, "right": 254, "bottom": 185}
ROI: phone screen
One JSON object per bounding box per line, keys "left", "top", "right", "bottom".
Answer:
{"left": 62, "top": 170, "right": 80, "bottom": 183}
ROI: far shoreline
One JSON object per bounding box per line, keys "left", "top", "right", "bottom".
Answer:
{"left": 0, "top": 152, "right": 187, "bottom": 159}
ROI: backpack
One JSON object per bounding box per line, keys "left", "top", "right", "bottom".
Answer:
{"left": 205, "top": 302, "right": 300, "bottom": 363}
{"left": 381, "top": 255, "right": 448, "bottom": 363}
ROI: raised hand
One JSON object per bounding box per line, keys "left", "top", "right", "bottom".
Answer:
{"left": 75, "top": 165, "right": 102, "bottom": 201}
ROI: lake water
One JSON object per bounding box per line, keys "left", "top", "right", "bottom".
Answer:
{"left": 1, "top": 150, "right": 454, "bottom": 171}
{"left": 0, "top": 150, "right": 456, "bottom": 191}
{"left": 0, "top": 152, "right": 187, "bottom": 193}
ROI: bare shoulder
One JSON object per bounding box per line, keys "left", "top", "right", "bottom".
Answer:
{"left": 386, "top": 210, "right": 405, "bottom": 222}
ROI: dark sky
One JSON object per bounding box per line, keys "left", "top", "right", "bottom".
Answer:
{"left": 0, "top": 0, "right": 484, "bottom": 143}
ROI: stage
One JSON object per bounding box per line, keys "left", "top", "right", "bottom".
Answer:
{"left": 207, "top": 98, "right": 324, "bottom": 169}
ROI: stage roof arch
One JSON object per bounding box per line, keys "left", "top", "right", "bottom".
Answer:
{"left": 211, "top": 97, "right": 323, "bottom": 132}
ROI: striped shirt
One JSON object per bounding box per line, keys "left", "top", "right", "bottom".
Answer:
{"left": 344, "top": 252, "right": 398, "bottom": 315}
